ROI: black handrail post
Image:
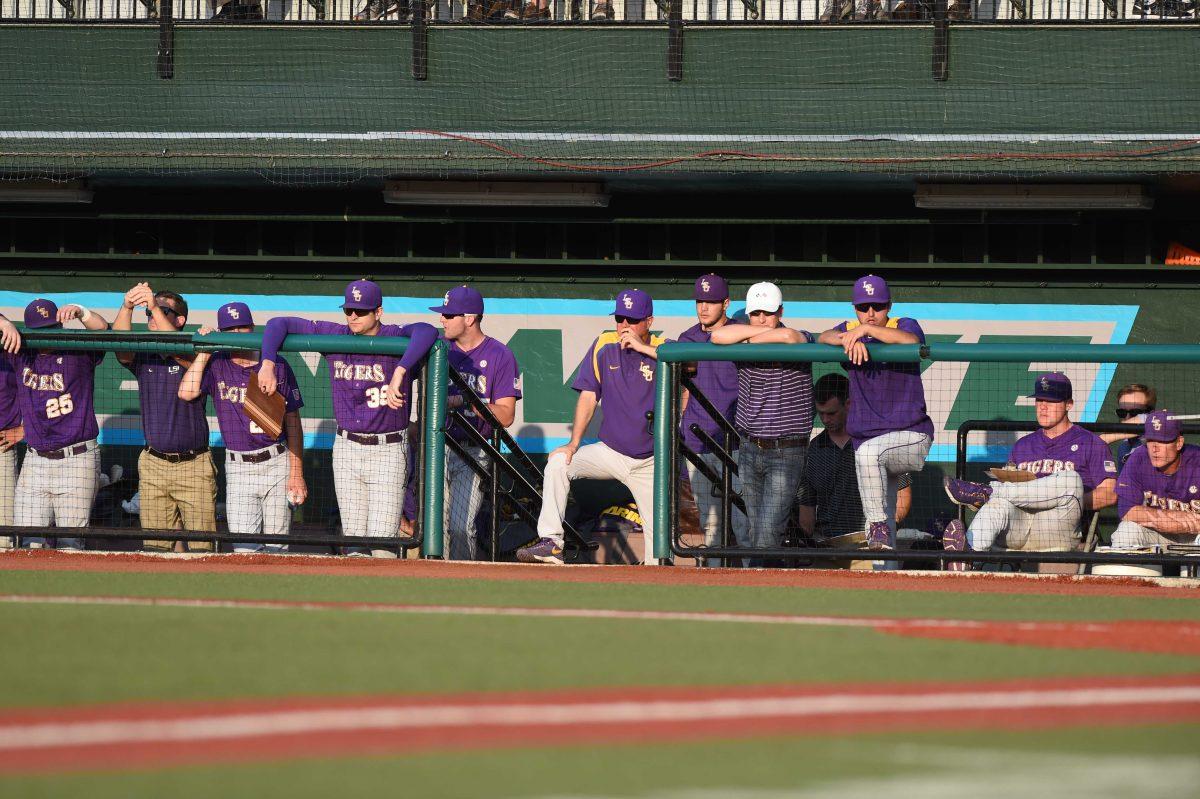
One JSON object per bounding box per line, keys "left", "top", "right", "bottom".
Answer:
{"left": 413, "top": 0, "right": 429, "bottom": 81}
{"left": 720, "top": 425, "right": 733, "bottom": 567}
{"left": 932, "top": 0, "right": 949, "bottom": 82}
{"left": 667, "top": 0, "right": 683, "bottom": 82}
{"left": 157, "top": 0, "right": 174, "bottom": 80}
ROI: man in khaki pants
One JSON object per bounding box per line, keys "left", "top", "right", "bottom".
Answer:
{"left": 115, "top": 283, "right": 217, "bottom": 551}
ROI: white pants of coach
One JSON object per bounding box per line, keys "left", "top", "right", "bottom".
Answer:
{"left": 538, "top": 441, "right": 656, "bottom": 564}
{"left": 445, "top": 443, "right": 487, "bottom": 561}
{"left": 16, "top": 440, "right": 100, "bottom": 550}
{"left": 1111, "top": 520, "right": 1200, "bottom": 550}
{"left": 226, "top": 447, "right": 290, "bottom": 551}
{"left": 968, "top": 471, "right": 1084, "bottom": 551}
{"left": 0, "top": 446, "right": 17, "bottom": 548}
{"left": 332, "top": 433, "right": 407, "bottom": 556}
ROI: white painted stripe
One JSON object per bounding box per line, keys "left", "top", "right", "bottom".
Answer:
{"left": 1, "top": 684, "right": 1197, "bottom": 751}
{"left": 0, "top": 131, "right": 1198, "bottom": 144}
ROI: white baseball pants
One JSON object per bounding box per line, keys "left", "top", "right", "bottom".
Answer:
{"left": 1111, "top": 520, "right": 1199, "bottom": 550}
{"left": 855, "top": 431, "right": 931, "bottom": 542}
{"left": 968, "top": 471, "right": 1084, "bottom": 551}
{"left": 332, "top": 433, "right": 408, "bottom": 556}
{"left": 225, "top": 448, "right": 290, "bottom": 552}
{"left": 16, "top": 440, "right": 100, "bottom": 549}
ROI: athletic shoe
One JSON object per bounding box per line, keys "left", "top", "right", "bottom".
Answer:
{"left": 516, "top": 537, "right": 564, "bottom": 565}
{"left": 943, "top": 476, "right": 992, "bottom": 510}
{"left": 866, "top": 521, "right": 892, "bottom": 551}
{"left": 942, "top": 519, "right": 969, "bottom": 572}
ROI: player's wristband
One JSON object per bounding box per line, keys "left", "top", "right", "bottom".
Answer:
{"left": 75, "top": 304, "right": 92, "bottom": 323}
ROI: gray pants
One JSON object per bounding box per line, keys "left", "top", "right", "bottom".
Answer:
{"left": 968, "top": 471, "right": 1084, "bottom": 551}
{"left": 0, "top": 446, "right": 17, "bottom": 548}
{"left": 1111, "top": 520, "right": 1199, "bottom": 550}
{"left": 685, "top": 449, "right": 748, "bottom": 552}
{"left": 226, "top": 447, "right": 290, "bottom": 552}
{"left": 445, "top": 443, "right": 486, "bottom": 561}
{"left": 332, "top": 432, "right": 408, "bottom": 556}
{"left": 855, "top": 431, "right": 931, "bottom": 545}
{"left": 16, "top": 440, "right": 100, "bottom": 550}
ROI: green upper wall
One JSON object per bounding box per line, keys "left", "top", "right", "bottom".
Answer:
{"left": 2, "top": 24, "right": 1198, "bottom": 183}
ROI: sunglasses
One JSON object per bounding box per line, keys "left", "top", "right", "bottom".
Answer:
{"left": 1116, "top": 407, "right": 1153, "bottom": 419}
{"left": 614, "top": 316, "right": 644, "bottom": 325}
{"left": 145, "top": 305, "right": 179, "bottom": 319}
{"left": 440, "top": 313, "right": 464, "bottom": 320}
{"left": 855, "top": 303, "right": 888, "bottom": 313}
{"left": 343, "top": 307, "right": 375, "bottom": 318}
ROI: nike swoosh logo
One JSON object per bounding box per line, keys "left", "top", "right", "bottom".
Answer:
{"left": 608, "top": 365, "right": 620, "bottom": 370}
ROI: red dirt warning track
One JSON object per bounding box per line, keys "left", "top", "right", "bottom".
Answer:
{"left": 1, "top": 676, "right": 1198, "bottom": 774}
{"left": 2, "top": 549, "right": 1197, "bottom": 597}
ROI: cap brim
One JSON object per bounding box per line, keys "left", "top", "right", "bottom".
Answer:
{"left": 429, "top": 305, "right": 453, "bottom": 314}
{"left": 342, "top": 302, "right": 378, "bottom": 311}
{"left": 1027, "top": 393, "right": 1069, "bottom": 401}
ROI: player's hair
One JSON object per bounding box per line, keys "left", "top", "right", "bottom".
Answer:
{"left": 154, "top": 290, "right": 188, "bottom": 320}
{"left": 1117, "top": 382, "right": 1156, "bottom": 409}
{"left": 814, "top": 373, "right": 850, "bottom": 405}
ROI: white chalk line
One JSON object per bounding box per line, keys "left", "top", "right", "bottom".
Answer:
{"left": 4, "top": 592, "right": 1181, "bottom": 637}
{"left": 2, "top": 684, "right": 1198, "bottom": 752}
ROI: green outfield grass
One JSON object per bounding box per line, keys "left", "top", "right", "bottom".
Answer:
{"left": 1, "top": 565, "right": 1198, "bottom": 798}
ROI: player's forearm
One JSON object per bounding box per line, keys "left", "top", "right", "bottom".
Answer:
{"left": 710, "top": 324, "right": 757, "bottom": 345}
{"left": 397, "top": 322, "right": 439, "bottom": 371}
{"left": 177, "top": 354, "right": 210, "bottom": 400}
{"left": 113, "top": 303, "right": 134, "bottom": 332}
{"left": 284, "top": 411, "right": 304, "bottom": 473}
{"left": 747, "top": 327, "right": 804, "bottom": 345}
{"left": 489, "top": 397, "right": 517, "bottom": 428}
{"left": 1124, "top": 506, "right": 1200, "bottom": 534}
{"left": 816, "top": 328, "right": 842, "bottom": 345}
{"left": 1085, "top": 480, "right": 1117, "bottom": 512}
{"left": 260, "top": 317, "right": 314, "bottom": 364}
{"left": 861, "top": 325, "right": 917, "bottom": 345}
{"left": 79, "top": 311, "right": 110, "bottom": 331}
{"left": 568, "top": 392, "right": 598, "bottom": 447}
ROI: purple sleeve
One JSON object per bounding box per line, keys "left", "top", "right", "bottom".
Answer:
{"left": 1116, "top": 450, "right": 1145, "bottom": 517}
{"left": 395, "top": 322, "right": 439, "bottom": 372}
{"left": 261, "top": 317, "right": 320, "bottom": 364}
{"left": 800, "top": 330, "right": 814, "bottom": 344}
{"left": 276, "top": 358, "right": 305, "bottom": 412}
{"left": 896, "top": 318, "right": 926, "bottom": 344}
{"left": 678, "top": 326, "right": 703, "bottom": 344}
{"left": 571, "top": 339, "right": 601, "bottom": 396}
{"left": 833, "top": 321, "right": 848, "bottom": 333}
{"left": 491, "top": 349, "right": 522, "bottom": 401}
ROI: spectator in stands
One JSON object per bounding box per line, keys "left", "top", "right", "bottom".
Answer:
{"left": 1112, "top": 411, "right": 1200, "bottom": 550}
{"left": 797, "top": 373, "right": 911, "bottom": 540}
{"left": 114, "top": 283, "right": 216, "bottom": 553}
{"left": 1102, "top": 383, "right": 1156, "bottom": 473}
{"left": 711, "top": 282, "right": 814, "bottom": 562}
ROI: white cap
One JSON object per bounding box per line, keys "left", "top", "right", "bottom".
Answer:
{"left": 745, "top": 281, "right": 783, "bottom": 314}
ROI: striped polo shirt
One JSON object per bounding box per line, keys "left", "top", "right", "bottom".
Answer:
{"left": 734, "top": 327, "right": 815, "bottom": 439}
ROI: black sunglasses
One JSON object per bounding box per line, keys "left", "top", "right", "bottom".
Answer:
{"left": 145, "top": 305, "right": 179, "bottom": 319}
{"left": 855, "top": 303, "right": 888, "bottom": 313}
{"left": 440, "top": 313, "right": 464, "bottom": 320}
{"left": 615, "top": 315, "right": 644, "bottom": 325}
{"left": 1116, "top": 407, "right": 1152, "bottom": 419}
{"left": 343, "top": 307, "right": 375, "bottom": 318}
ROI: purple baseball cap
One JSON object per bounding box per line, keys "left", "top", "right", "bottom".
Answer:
{"left": 342, "top": 279, "right": 383, "bottom": 311}
{"left": 23, "top": 298, "right": 60, "bottom": 329}
{"left": 852, "top": 275, "right": 891, "bottom": 305}
{"left": 1028, "top": 372, "right": 1072, "bottom": 402}
{"left": 429, "top": 285, "right": 484, "bottom": 316}
{"left": 614, "top": 288, "right": 653, "bottom": 320}
{"left": 1144, "top": 410, "right": 1182, "bottom": 443}
{"left": 693, "top": 274, "right": 729, "bottom": 302}
{"left": 217, "top": 301, "right": 254, "bottom": 330}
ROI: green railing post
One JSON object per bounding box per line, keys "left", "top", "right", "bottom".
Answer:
{"left": 422, "top": 339, "right": 448, "bottom": 559}
{"left": 652, "top": 360, "right": 675, "bottom": 563}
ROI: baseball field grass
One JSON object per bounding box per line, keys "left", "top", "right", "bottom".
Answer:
{"left": 1, "top": 551, "right": 1198, "bottom": 798}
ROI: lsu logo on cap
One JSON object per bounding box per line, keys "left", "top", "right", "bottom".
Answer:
{"left": 1152, "top": 416, "right": 1163, "bottom": 431}
{"left": 1040, "top": 376, "right": 1050, "bottom": 391}
{"left": 352, "top": 287, "right": 363, "bottom": 302}
{"left": 36, "top": 305, "right": 49, "bottom": 318}
{"left": 443, "top": 291, "right": 451, "bottom": 304}
{"left": 622, "top": 294, "right": 633, "bottom": 310}
{"left": 863, "top": 282, "right": 875, "bottom": 296}
{"left": 227, "top": 307, "right": 240, "bottom": 320}
{"left": 701, "top": 279, "right": 711, "bottom": 293}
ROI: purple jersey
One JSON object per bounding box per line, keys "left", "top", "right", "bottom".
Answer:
{"left": 833, "top": 317, "right": 934, "bottom": 447}
{"left": 201, "top": 353, "right": 303, "bottom": 452}
{"left": 448, "top": 335, "right": 521, "bottom": 442}
{"left": 126, "top": 354, "right": 209, "bottom": 453}
{"left": 261, "top": 318, "right": 438, "bottom": 434}
{"left": 9, "top": 350, "right": 103, "bottom": 451}
{"left": 1010, "top": 424, "right": 1117, "bottom": 493}
{"left": 572, "top": 331, "right": 666, "bottom": 459}
{"left": 0, "top": 357, "right": 19, "bottom": 431}
{"left": 678, "top": 323, "right": 737, "bottom": 453}
{"left": 1117, "top": 443, "right": 1200, "bottom": 518}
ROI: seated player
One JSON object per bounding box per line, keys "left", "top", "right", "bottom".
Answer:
{"left": 1111, "top": 411, "right": 1200, "bottom": 550}
{"left": 179, "top": 302, "right": 306, "bottom": 553}
{"left": 942, "top": 372, "right": 1117, "bottom": 558}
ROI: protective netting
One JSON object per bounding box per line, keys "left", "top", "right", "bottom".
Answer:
{"left": 0, "top": 10, "right": 1195, "bottom": 185}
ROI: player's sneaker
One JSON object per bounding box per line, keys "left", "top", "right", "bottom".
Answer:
{"left": 943, "top": 476, "right": 992, "bottom": 510}
{"left": 866, "top": 521, "right": 892, "bottom": 551}
{"left": 516, "top": 537, "right": 564, "bottom": 565}
{"left": 941, "top": 519, "right": 969, "bottom": 572}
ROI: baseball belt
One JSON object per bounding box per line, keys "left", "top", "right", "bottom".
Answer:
{"left": 337, "top": 427, "right": 406, "bottom": 446}
{"left": 226, "top": 443, "right": 286, "bottom": 463}
{"left": 145, "top": 445, "right": 209, "bottom": 464}
{"left": 744, "top": 434, "right": 809, "bottom": 450}
{"left": 33, "top": 441, "right": 95, "bottom": 460}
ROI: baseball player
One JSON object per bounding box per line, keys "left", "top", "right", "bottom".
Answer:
{"left": 816, "top": 275, "right": 933, "bottom": 553}
{"left": 519, "top": 288, "right": 665, "bottom": 565}
{"left": 179, "top": 302, "right": 306, "bottom": 553}
{"left": 941, "top": 372, "right": 1117, "bottom": 560}
{"left": 0, "top": 317, "right": 21, "bottom": 549}
{"left": 8, "top": 299, "right": 110, "bottom": 550}
{"left": 1111, "top": 411, "right": 1200, "bottom": 550}
{"left": 114, "top": 283, "right": 217, "bottom": 552}
{"left": 432, "top": 285, "right": 522, "bottom": 561}
{"left": 258, "top": 279, "right": 437, "bottom": 557}
{"left": 677, "top": 274, "right": 746, "bottom": 562}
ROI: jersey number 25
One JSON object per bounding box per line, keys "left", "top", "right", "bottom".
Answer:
{"left": 45, "top": 393, "right": 74, "bottom": 419}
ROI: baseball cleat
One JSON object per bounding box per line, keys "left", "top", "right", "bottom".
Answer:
{"left": 942, "top": 519, "right": 970, "bottom": 572}
{"left": 943, "top": 476, "right": 992, "bottom": 510}
{"left": 866, "top": 521, "right": 892, "bottom": 551}
{"left": 516, "top": 537, "right": 564, "bottom": 565}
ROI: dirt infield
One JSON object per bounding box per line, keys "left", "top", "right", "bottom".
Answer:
{"left": 1, "top": 676, "right": 1197, "bottom": 774}
{"left": 2, "top": 549, "right": 1197, "bottom": 597}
